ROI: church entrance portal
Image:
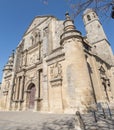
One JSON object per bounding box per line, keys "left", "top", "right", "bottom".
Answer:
{"left": 27, "top": 83, "right": 36, "bottom": 110}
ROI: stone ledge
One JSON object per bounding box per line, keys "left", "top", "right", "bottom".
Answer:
{"left": 34, "top": 98, "right": 43, "bottom": 101}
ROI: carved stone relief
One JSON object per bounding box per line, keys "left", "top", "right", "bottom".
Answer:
{"left": 27, "top": 51, "right": 39, "bottom": 66}
{"left": 31, "top": 29, "right": 41, "bottom": 45}
{"left": 50, "top": 62, "right": 62, "bottom": 79}
{"left": 50, "top": 62, "right": 62, "bottom": 87}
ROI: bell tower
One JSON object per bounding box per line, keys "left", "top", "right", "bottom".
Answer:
{"left": 83, "top": 9, "right": 114, "bottom": 65}
{"left": 83, "top": 9, "right": 107, "bottom": 43}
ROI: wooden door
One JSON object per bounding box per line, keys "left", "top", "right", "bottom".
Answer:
{"left": 29, "top": 86, "right": 36, "bottom": 109}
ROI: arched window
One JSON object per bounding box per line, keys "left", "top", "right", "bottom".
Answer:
{"left": 87, "top": 15, "right": 91, "bottom": 21}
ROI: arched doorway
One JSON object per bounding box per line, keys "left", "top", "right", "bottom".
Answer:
{"left": 27, "top": 83, "right": 36, "bottom": 110}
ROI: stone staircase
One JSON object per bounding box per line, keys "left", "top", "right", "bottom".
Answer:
{"left": 75, "top": 108, "right": 114, "bottom": 130}
{"left": 81, "top": 112, "right": 97, "bottom": 130}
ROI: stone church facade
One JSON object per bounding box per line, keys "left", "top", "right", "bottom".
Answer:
{"left": 0, "top": 9, "right": 114, "bottom": 113}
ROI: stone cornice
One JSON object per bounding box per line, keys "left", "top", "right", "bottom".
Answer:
{"left": 92, "top": 38, "right": 110, "bottom": 45}
{"left": 60, "top": 29, "right": 82, "bottom": 45}
{"left": 4, "top": 74, "right": 12, "bottom": 79}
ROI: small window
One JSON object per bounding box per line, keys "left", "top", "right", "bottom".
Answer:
{"left": 87, "top": 15, "right": 91, "bottom": 21}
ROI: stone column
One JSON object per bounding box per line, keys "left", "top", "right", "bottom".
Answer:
{"left": 38, "top": 41, "right": 41, "bottom": 61}
{"left": 24, "top": 49, "right": 28, "bottom": 67}
{"left": 15, "top": 77, "right": 20, "bottom": 100}
{"left": 13, "top": 78, "right": 17, "bottom": 101}
{"left": 13, "top": 77, "right": 19, "bottom": 110}
{"left": 19, "top": 76, "right": 25, "bottom": 110}
{"left": 16, "top": 77, "right": 21, "bottom": 111}
{"left": 23, "top": 91, "right": 28, "bottom": 111}
{"left": 19, "top": 76, "right": 25, "bottom": 100}
{"left": 34, "top": 70, "right": 40, "bottom": 111}
{"left": 11, "top": 77, "right": 17, "bottom": 110}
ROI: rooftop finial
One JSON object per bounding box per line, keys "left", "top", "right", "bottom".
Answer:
{"left": 65, "top": 12, "right": 70, "bottom": 20}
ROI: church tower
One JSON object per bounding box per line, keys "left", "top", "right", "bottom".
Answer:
{"left": 83, "top": 9, "right": 107, "bottom": 43}
{"left": 83, "top": 9, "right": 114, "bottom": 65}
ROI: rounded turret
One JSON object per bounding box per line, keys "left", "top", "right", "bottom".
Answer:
{"left": 60, "top": 12, "right": 95, "bottom": 112}
{"left": 3, "top": 50, "right": 14, "bottom": 71}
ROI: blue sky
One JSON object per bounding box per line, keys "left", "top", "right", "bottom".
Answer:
{"left": 0, "top": 0, "right": 114, "bottom": 82}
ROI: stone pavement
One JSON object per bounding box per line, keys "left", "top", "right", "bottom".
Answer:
{"left": 0, "top": 111, "right": 75, "bottom": 130}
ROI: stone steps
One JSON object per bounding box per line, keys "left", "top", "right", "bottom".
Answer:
{"left": 78, "top": 109, "right": 114, "bottom": 130}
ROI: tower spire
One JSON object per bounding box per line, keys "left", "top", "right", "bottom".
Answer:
{"left": 65, "top": 12, "right": 70, "bottom": 20}
{"left": 60, "top": 12, "right": 81, "bottom": 45}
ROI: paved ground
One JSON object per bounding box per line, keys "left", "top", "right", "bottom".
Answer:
{"left": 0, "top": 111, "right": 75, "bottom": 130}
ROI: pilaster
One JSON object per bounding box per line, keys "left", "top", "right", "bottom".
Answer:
{"left": 18, "top": 75, "right": 25, "bottom": 110}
